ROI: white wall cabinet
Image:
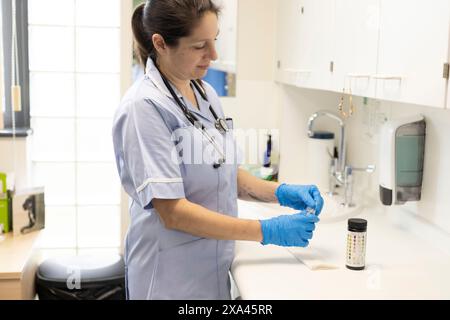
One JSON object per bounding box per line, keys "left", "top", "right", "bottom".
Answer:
{"left": 375, "top": 0, "right": 450, "bottom": 108}
{"left": 448, "top": 63, "right": 450, "bottom": 109}
{"left": 275, "top": 0, "right": 450, "bottom": 109}
{"left": 295, "top": 0, "right": 335, "bottom": 90}
{"left": 332, "top": 0, "right": 379, "bottom": 98}
{"left": 275, "top": 0, "right": 334, "bottom": 90}
{"left": 275, "top": 0, "right": 303, "bottom": 84}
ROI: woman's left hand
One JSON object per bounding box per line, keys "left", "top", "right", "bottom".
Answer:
{"left": 275, "top": 184, "right": 324, "bottom": 215}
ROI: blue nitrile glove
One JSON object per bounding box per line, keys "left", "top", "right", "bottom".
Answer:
{"left": 260, "top": 213, "right": 319, "bottom": 247}
{"left": 275, "top": 184, "right": 324, "bottom": 216}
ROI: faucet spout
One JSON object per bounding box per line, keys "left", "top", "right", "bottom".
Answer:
{"left": 307, "top": 110, "right": 375, "bottom": 207}
{"left": 307, "top": 110, "right": 346, "bottom": 175}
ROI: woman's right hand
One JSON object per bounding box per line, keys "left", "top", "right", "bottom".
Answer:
{"left": 259, "top": 213, "right": 319, "bottom": 247}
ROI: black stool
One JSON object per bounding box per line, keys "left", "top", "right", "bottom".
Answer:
{"left": 36, "top": 254, "right": 125, "bottom": 300}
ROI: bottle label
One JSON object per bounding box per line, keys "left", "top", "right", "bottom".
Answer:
{"left": 346, "top": 231, "right": 366, "bottom": 268}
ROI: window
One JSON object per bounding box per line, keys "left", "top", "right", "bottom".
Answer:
{"left": 28, "top": 0, "right": 122, "bottom": 255}
{"left": 0, "top": 4, "right": 4, "bottom": 128}
{"left": 0, "top": 0, "right": 30, "bottom": 130}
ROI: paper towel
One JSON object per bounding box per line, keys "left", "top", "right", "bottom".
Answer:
{"left": 287, "top": 247, "right": 339, "bottom": 271}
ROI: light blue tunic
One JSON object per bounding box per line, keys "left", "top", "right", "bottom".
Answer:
{"left": 112, "top": 58, "right": 238, "bottom": 300}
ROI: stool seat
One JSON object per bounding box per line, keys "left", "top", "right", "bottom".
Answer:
{"left": 36, "top": 254, "right": 125, "bottom": 300}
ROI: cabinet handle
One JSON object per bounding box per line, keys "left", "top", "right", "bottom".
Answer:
{"left": 371, "top": 74, "right": 403, "bottom": 80}
{"left": 346, "top": 73, "right": 371, "bottom": 79}
{"left": 284, "top": 68, "right": 312, "bottom": 74}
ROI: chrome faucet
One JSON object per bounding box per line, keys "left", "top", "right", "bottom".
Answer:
{"left": 307, "top": 111, "right": 346, "bottom": 175}
{"left": 307, "top": 110, "right": 375, "bottom": 207}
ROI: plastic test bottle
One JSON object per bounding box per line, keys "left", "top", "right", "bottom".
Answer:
{"left": 346, "top": 218, "right": 367, "bottom": 270}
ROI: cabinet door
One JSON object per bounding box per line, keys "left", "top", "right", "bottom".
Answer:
{"left": 332, "top": 0, "right": 379, "bottom": 98}
{"left": 447, "top": 22, "right": 450, "bottom": 110}
{"left": 275, "top": 0, "right": 302, "bottom": 84}
{"left": 448, "top": 62, "right": 450, "bottom": 109}
{"left": 376, "top": 0, "right": 450, "bottom": 108}
{"left": 275, "top": 0, "right": 334, "bottom": 90}
{"left": 295, "top": 0, "right": 335, "bottom": 90}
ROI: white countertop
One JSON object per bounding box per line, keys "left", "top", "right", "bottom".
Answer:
{"left": 231, "top": 199, "right": 450, "bottom": 299}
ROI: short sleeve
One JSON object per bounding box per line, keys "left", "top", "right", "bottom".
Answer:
{"left": 112, "top": 98, "right": 185, "bottom": 209}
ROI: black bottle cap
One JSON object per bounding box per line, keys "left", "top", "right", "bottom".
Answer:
{"left": 348, "top": 218, "right": 367, "bottom": 232}
{"left": 310, "top": 130, "right": 335, "bottom": 140}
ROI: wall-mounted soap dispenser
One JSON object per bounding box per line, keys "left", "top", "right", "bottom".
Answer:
{"left": 379, "top": 115, "right": 426, "bottom": 206}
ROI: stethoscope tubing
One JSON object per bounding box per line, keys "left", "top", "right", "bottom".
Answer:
{"left": 155, "top": 65, "right": 228, "bottom": 167}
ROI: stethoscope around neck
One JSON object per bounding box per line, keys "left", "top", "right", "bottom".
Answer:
{"left": 155, "top": 65, "right": 230, "bottom": 169}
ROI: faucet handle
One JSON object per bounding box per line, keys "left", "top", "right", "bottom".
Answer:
{"left": 354, "top": 164, "right": 376, "bottom": 173}
{"left": 346, "top": 164, "right": 375, "bottom": 174}
{"left": 342, "top": 164, "right": 375, "bottom": 207}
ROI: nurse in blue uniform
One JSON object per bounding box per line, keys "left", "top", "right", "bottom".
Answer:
{"left": 112, "top": 0, "right": 324, "bottom": 300}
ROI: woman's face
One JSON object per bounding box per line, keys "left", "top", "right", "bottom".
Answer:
{"left": 164, "top": 12, "right": 219, "bottom": 80}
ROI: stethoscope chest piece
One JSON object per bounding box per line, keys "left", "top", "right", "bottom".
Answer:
{"left": 213, "top": 157, "right": 225, "bottom": 169}
{"left": 215, "top": 118, "right": 229, "bottom": 134}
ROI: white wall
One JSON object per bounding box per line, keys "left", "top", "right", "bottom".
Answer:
{"left": 219, "top": 0, "right": 281, "bottom": 167}
{"left": 350, "top": 98, "right": 450, "bottom": 235}
{"left": 277, "top": 84, "right": 450, "bottom": 236}
{"left": 277, "top": 85, "right": 342, "bottom": 184}
{"left": 221, "top": 0, "right": 280, "bottom": 133}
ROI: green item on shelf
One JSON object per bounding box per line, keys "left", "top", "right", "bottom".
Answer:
{"left": 0, "top": 173, "right": 11, "bottom": 233}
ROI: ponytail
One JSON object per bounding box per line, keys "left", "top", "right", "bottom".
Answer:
{"left": 132, "top": 3, "right": 153, "bottom": 67}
